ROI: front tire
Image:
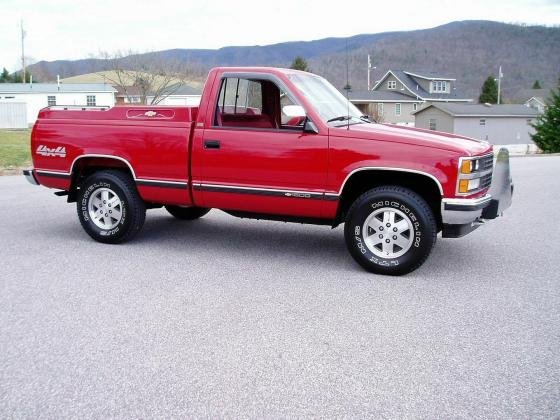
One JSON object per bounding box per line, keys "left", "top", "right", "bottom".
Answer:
{"left": 77, "top": 170, "right": 146, "bottom": 244}
{"left": 344, "top": 186, "right": 437, "bottom": 275}
{"left": 164, "top": 206, "right": 211, "bottom": 220}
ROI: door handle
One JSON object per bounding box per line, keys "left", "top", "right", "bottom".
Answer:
{"left": 204, "top": 139, "right": 221, "bottom": 149}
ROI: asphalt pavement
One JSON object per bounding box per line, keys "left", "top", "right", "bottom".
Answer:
{"left": 1, "top": 156, "right": 559, "bottom": 418}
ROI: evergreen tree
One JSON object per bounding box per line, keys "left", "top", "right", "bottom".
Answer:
{"left": 532, "top": 80, "right": 542, "bottom": 89}
{"left": 290, "top": 56, "right": 309, "bottom": 72}
{"left": 531, "top": 89, "right": 560, "bottom": 153}
{"left": 478, "top": 76, "right": 499, "bottom": 103}
{"left": 0, "top": 68, "right": 11, "bottom": 83}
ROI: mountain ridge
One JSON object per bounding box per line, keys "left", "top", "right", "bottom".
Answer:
{"left": 27, "top": 20, "right": 560, "bottom": 101}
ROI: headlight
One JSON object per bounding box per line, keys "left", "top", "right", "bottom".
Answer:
{"left": 458, "top": 178, "right": 480, "bottom": 193}
{"left": 460, "top": 159, "right": 480, "bottom": 174}
{"left": 457, "top": 154, "right": 494, "bottom": 195}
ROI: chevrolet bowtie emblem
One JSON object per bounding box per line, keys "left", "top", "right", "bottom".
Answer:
{"left": 144, "top": 111, "right": 157, "bottom": 117}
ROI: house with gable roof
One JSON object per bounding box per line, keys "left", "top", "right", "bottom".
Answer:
{"left": 348, "top": 70, "right": 473, "bottom": 125}
{"left": 517, "top": 88, "right": 553, "bottom": 113}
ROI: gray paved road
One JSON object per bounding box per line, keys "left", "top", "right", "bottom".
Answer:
{"left": 1, "top": 156, "right": 559, "bottom": 418}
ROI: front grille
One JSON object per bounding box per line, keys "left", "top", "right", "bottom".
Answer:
{"left": 479, "top": 154, "right": 494, "bottom": 172}
{"left": 480, "top": 172, "right": 493, "bottom": 189}
{"left": 478, "top": 154, "right": 493, "bottom": 191}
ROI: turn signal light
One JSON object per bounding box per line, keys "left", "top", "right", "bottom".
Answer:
{"left": 458, "top": 179, "right": 469, "bottom": 193}
{"left": 461, "top": 160, "right": 472, "bottom": 174}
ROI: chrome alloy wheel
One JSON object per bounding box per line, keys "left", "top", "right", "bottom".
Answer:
{"left": 87, "top": 187, "right": 123, "bottom": 230}
{"left": 362, "top": 207, "right": 414, "bottom": 259}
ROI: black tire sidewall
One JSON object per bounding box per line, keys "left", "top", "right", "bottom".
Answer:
{"left": 78, "top": 173, "right": 134, "bottom": 242}
{"left": 345, "top": 188, "right": 435, "bottom": 275}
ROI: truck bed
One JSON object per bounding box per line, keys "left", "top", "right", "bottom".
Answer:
{"left": 31, "top": 106, "right": 198, "bottom": 205}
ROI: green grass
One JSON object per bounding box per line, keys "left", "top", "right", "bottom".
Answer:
{"left": 0, "top": 130, "right": 31, "bottom": 169}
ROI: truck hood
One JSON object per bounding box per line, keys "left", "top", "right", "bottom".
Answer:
{"left": 330, "top": 122, "right": 492, "bottom": 156}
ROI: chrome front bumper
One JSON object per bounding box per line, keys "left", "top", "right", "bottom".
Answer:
{"left": 441, "top": 194, "right": 493, "bottom": 225}
{"left": 23, "top": 169, "right": 39, "bottom": 186}
{"left": 441, "top": 148, "right": 513, "bottom": 237}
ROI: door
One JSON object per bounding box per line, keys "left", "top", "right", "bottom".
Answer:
{"left": 197, "top": 75, "right": 329, "bottom": 218}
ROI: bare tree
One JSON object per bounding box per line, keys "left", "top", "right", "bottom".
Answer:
{"left": 369, "top": 105, "right": 384, "bottom": 123}
{"left": 99, "top": 50, "right": 194, "bottom": 105}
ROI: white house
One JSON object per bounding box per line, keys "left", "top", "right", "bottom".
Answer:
{"left": 0, "top": 83, "right": 116, "bottom": 128}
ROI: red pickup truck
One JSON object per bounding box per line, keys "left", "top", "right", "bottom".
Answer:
{"left": 24, "top": 67, "right": 513, "bottom": 275}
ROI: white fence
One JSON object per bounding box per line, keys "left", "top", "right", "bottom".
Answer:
{"left": 0, "top": 102, "right": 28, "bottom": 129}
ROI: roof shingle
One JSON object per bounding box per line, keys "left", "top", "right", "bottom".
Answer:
{"left": 373, "top": 70, "right": 472, "bottom": 101}
{"left": 0, "top": 83, "right": 116, "bottom": 93}
{"left": 413, "top": 103, "right": 540, "bottom": 117}
{"left": 348, "top": 90, "right": 420, "bottom": 102}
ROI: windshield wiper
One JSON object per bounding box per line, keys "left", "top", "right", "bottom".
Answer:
{"left": 327, "top": 115, "right": 352, "bottom": 123}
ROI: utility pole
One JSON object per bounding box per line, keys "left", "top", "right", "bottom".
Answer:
{"left": 367, "top": 54, "right": 376, "bottom": 91}
{"left": 497, "top": 65, "right": 503, "bottom": 104}
{"left": 367, "top": 55, "right": 371, "bottom": 91}
{"left": 21, "top": 20, "right": 26, "bottom": 84}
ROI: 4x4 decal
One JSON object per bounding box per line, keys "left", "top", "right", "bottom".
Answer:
{"left": 36, "top": 145, "right": 66, "bottom": 158}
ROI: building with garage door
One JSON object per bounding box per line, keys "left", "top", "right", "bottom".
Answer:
{"left": 412, "top": 103, "right": 539, "bottom": 145}
{"left": 0, "top": 83, "right": 116, "bottom": 128}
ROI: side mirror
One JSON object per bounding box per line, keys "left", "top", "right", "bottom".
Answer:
{"left": 303, "top": 118, "right": 319, "bottom": 134}
{"left": 282, "top": 105, "right": 306, "bottom": 118}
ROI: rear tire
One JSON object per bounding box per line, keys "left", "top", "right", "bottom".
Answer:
{"left": 76, "top": 170, "right": 146, "bottom": 244}
{"left": 344, "top": 186, "right": 437, "bottom": 276}
{"left": 165, "top": 205, "right": 211, "bottom": 220}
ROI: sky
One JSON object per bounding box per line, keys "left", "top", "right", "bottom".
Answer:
{"left": 1, "top": 0, "right": 559, "bottom": 71}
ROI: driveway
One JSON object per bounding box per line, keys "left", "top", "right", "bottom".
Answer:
{"left": 1, "top": 156, "right": 559, "bottom": 418}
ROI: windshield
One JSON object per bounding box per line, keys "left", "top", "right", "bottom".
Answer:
{"left": 288, "top": 73, "right": 365, "bottom": 125}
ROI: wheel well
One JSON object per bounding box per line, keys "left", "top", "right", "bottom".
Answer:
{"left": 336, "top": 170, "right": 443, "bottom": 229}
{"left": 68, "top": 157, "right": 134, "bottom": 201}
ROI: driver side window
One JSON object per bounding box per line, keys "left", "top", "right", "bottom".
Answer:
{"left": 214, "top": 77, "right": 304, "bottom": 130}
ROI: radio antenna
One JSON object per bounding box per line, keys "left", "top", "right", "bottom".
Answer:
{"left": 345, "top": 39, "right": 350, "bottom": 130}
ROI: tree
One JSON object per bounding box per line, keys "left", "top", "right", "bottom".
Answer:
{"left": 478, "top": 76, "right": 499, "bottom": 103}
{"left": 0, "top": 68, "right": 10, "bottom": 82}
{"left": 532, "top": 80, "right": 542, "bottom": 89}
{"left": 11, "top": 72, "right": 33, "bottom": 83}
{"left": 531, "top": 88, "right": 560, "bottom": 153}
{"left": 370, "top": 105, "right": 384, "bottom": 123}
{"left": 290, "top": 56, "right": 309, "bottom": 72}
{"left": 99, "top": 50, "right": 194, "bottom": 105}
{"left": 0, "top": 68, "right": 34, "bottom": 83}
